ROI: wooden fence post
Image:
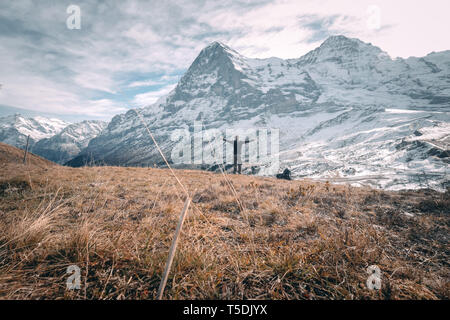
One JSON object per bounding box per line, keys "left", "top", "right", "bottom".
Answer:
{"left": 23, "top": 135, "right": 30, "bottom": 164}
{"left": 157, "top": 196, "right": 191, "bottom": 300}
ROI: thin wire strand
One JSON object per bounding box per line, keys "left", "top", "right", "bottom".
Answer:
{"left": 134, "top": 109, "right": 189, "bottom": 197}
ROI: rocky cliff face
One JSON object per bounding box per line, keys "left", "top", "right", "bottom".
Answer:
{"left": 70, "top": 36, "right": 450, "bottom": 190}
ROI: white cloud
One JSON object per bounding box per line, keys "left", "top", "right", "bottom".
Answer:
{"left": 128, "top": 80, "right": 162, "bottom": 88}
{"left": 132, "top": 84, "right": 177, "bottom": 106}
{"left": 1, "top": 0, "right": 449, "bottom": 120}
{"left": 128, "top": 75, "right": 180, "bottom": 88}
{"left": 197, "top": 0, "right": 450, "bottom": 59}
{"left": 0, "top": 62, "right": 126, "bottom": 119}
{"left": 74, "top": 72, "right": 117, "bottom": 94}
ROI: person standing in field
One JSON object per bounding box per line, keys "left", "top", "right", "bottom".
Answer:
{"left": 223, "top": 136, "right": 251, "bottom": 174}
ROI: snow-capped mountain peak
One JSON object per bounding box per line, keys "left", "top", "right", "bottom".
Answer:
{"left": 32, "top": 120, "right": 107, "bottom": 164}
{"left": 0, "top": 114, "right": 108, "bottom": 165}
{"left": 199, "top": 41, "right": 243, "bottom": 60}
{"left": 311, "top": 35, "right": 388, "bottom": 59}
{"left": 0, "top": 114, "right": 69, "bottom": 148}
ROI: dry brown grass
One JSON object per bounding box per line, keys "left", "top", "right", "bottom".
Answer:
{"left": 0, "top": 142, "right": 55, "bottom": 168}
{"left": 0, "top": 160, "right": 448, "bottom": 300}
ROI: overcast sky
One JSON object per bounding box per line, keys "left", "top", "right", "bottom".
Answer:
{"left": 0, "top": 0, "right": 449, "bottom": 121}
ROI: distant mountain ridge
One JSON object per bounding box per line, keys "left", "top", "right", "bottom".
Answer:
{"left": 0, "top": 114, "right": 68, "bottom": 149}
{"left": 33, "top": 120, "right": 107, "bottom": 164}
{"left": 0, "top": 114, "right": 106, "bottom": 164}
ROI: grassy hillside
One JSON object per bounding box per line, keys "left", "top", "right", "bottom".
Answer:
{"left": 0, "top": 153, "right": 448, "bottom": 299}
{"left": 0, "top": 142, "right": 55, "bottom": 167}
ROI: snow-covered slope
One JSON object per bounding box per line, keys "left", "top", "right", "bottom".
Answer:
{"left": 33, "top": 120, "right": 107, "bottom": 164}
{"left": 0, "top": 114, "right": 69, "bottom": 149}
{"left": 71, "top": 36, "right": 450, "bottom": 190}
